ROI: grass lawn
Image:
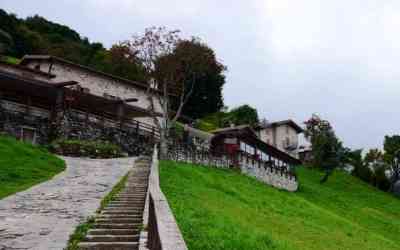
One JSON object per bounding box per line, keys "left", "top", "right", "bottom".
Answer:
{"left": 0, "top": 55, "right": 21, "bottom": 65}
{"left": 0, "top": 136, "right": 65, "bottom": 199}
{"left": 160, "top": 160, "right": 400, "bottom": 250}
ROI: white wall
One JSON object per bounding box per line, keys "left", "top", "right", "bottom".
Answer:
{"left": 259, "top": 125, "right": 299, "bottom": 157}
{"left": 25, "top": 60, "right": 163, "bottom": 127}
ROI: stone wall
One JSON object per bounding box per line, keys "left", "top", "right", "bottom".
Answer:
{"left": 239, "top": 156, "right": 298, "bottom": 192}
{"left": 0, "top": 99, "right": 155, "bottom": 156}
{"left": 167, "top": 145, "right": 232, "bottom": 169}
{"left": 0, "top": 100, "right": 50, "bottom": 144}
{"left": 59, "top": 110, "right": 155, "bottom": 156}
{"left": 147, "top": 147, "right": 188, "bottom": 250}
{"left": 167, "top": 145, "right": 299, "bottom": 192}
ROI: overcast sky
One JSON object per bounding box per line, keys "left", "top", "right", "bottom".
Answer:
{"left": 2, "top": 0, "right": 400, "bottom": 150}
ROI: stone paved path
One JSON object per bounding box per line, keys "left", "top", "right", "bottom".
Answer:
{"left": 0, "top": 157, "right": 135, "bottom": 250}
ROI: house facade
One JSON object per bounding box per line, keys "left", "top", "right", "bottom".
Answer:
{"left": 0, "top": 55, "right": 163, "bottom": 155}
{"left": 19, "top": 55, "right": 162, "bottom": 126}
{"left": 256, "top": 120, "right": 303, "bottom": 158}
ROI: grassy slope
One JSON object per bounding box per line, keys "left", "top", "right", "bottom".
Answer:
{"left": 160, "top": 161, "right": 400, "bottom": 250}
{"left": 0, "top": 136, "right": 65, "bottom": 199}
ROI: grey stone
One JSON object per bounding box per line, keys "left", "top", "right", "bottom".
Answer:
{"left": 0, "top": 157, "right": 135, "bottom": 250}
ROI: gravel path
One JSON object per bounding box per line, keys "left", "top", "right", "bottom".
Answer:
{"left": 0, "top": 156, "right": 135, "bottom": 250}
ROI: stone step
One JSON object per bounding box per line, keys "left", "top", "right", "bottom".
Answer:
{"left": 109, "top": 200, "right": 144, "bottom": 203}
{"left": 106, "top": 203, "right": 143, "bottom": 207}
{"left": 101, "top": 211, "right": 142, "bottom": 215}
{"left": 111, "top": 198, "right": 145, "bottom": 202}
{"left": 105, "top": 203, "right": 144, "bottom": 210}
{"left": 106, "top": 203, "right": 144, "bottom": 206}
{"left": 96, "top": 218, "right": 142, "bottom": 224}
{"left": 119, "top": 190, "right": 147, "bottom": 193}
{"left": 77, "top": 242, "right": 139, "bottom": 250}
{"left": 84, "top": 234, "right": 140, "bottom": 242}
{"left": 103, "top": 206, "right": 143, "bottom": 210}
{"left": 88, "top": 229, "right": 139, "bottom": 235}
{"left": 93, "top": 223, "right": 141, "bottom": 229}
{"left": 104, "top": 204, "right": 143, "bottom": 211}
{"left": 97, "top": 215, "right": 142, "bottom": 219}
{"left": 116, "top": 195, "right": 146, "bottom": 198}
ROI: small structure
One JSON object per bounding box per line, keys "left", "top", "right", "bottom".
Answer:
{"left": 255, "top": 120, "right": 304, "bottom": 158}
{"left": 208, "top": 125, "right": 300, "bottom": 191}
{"left": 211, "top": 125, "right": 301, "bottom": 168}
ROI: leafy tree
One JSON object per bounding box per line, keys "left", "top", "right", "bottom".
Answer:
{"left": 169, "top": 38, "right": 226, "bottom": 119}
{"left": 0, "top": 9, "right": 146, "bottom": 82}
{"left": 383, "top": 135, "right": 400, "bottom": 192}
{"left": 226, "top": 104, "right": 259, "bottom": 126}
{"left": 304, "top": 114, "right": 345, "bottom": 183}
{"left": 123, "top": 27, "right": 213, "bottom": 158}
{"left": 349, "top": 149, "right": 373, "bottom": 184}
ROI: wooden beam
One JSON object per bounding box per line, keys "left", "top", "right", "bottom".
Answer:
{"left": 54, "top": 81, "right": 79, "bottom": 88}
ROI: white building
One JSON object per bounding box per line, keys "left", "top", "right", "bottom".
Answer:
{"left": 19, "top": 55, "right": 163, "bottom": 127}
{"left": 255, "top": 120, "right": 304, "bottom": 158}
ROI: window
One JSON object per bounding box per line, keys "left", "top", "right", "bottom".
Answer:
{"left": 286, "top": 125, "right": 289, "bottom": 134}
{"left": 286, "top": 137, "right": 290, "bottom": 147}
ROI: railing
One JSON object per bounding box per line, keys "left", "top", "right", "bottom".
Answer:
{"left": 67, "top": 108, "right": 160, "bottom": 140}
{"left": 166, "top": 143, "right": 297, "bottom": 179}
{"left": 147, "top": 146, "right": 188, "bottom": 250}
{"left": 167, "top": 143, "right": 234, "bottom": 168}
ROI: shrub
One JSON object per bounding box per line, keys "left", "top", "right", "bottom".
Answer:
{"left": 50, "top": 139, "right": 123, "bottom": 158}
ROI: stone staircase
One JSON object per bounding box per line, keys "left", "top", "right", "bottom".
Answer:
{"left": 78, "top": 159, "right": 150, "bottom": 250}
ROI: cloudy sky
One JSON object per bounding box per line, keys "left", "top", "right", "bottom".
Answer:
{"left": 2, "top": 0, "right": 400, "bottom": 150}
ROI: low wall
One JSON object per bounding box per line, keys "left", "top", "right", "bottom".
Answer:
{"left": 146, "top": 147, "right": 188, "bottom": 250}
{"left": 167, "top": 145, "right": 231, "bottom": 169}
{"left": 0, "top": 100, "right": 50, "bottom": 144}
{"left": 239, "top": 158, "right": 298, "bottom": 192}
{"left": 167, "top": 145, "right": 299, "bottom": 192}
{"left": 0, "top": 99, "right": 155, "bottom": 156}
{"left": 59, "top": 110, "right": 155, "bottom": 156}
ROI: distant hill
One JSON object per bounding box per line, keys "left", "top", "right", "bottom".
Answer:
{"left": 0, "top": 9, "right": 145, "bottom": 82}
{"left": 160, "top": 161, "right": 400, "bottom": 250}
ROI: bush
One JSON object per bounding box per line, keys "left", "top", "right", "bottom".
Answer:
{"left": 50, "top": 139, "right": 124, "bottom": 158}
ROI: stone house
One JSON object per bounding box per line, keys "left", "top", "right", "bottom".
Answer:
{"left": 255, "top": 120, "right": 304, "bottom": 158}
{"left": 0, "top": 55, "right": 163, "bottom": 155}
{"left": 19, "top": 55, "right": 162, "bottom": 126}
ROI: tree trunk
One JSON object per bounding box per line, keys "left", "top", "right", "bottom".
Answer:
{"left": 320, "top": 169, "right": 331, "bottom": 184}
{"left": 159, "top": 128, "right": 168, "bottom": 160}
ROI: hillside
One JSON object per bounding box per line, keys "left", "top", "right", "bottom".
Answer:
{"left": 0, "top": 136, "right": 65, "bottom": 199}
{"left": 0, "top": 9, "right": 145, "bottom": 82}
{"left": 160, "top": 161, "right": 400, "bottom": 250}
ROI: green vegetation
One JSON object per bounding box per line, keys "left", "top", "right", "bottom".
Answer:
{"left": 195, "top": 104, "right": 260, "bottom": 132}
{"left": 0, "top": 9, "right": 145, "bottom": 82}
{"left": 98, "top": 174, "right": 129, "bottom": 211}
{"left": 50, "top": 139, "right": 123, "bottom": 158}
{"left": 0, "top": 55, "right": 20, "bottom": 64}
{"left": 66, "top": 172, "right": 129, "bottom": 250}
{"left": 0, "top": 136, "right": 65, "bottom": 199}
{"left": 160, "top": 160, "right": 400, "bottom": 250}
{"left": 65, "top": 216, "right": 96, "bottom": 250}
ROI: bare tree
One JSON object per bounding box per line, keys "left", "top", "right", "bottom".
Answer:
{"left": 124, "top": 27, "right": 211, "bottom": 158}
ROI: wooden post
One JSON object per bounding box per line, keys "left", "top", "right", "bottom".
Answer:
{"left": 117, "top": 103, "right": 124, "bottom": 129}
